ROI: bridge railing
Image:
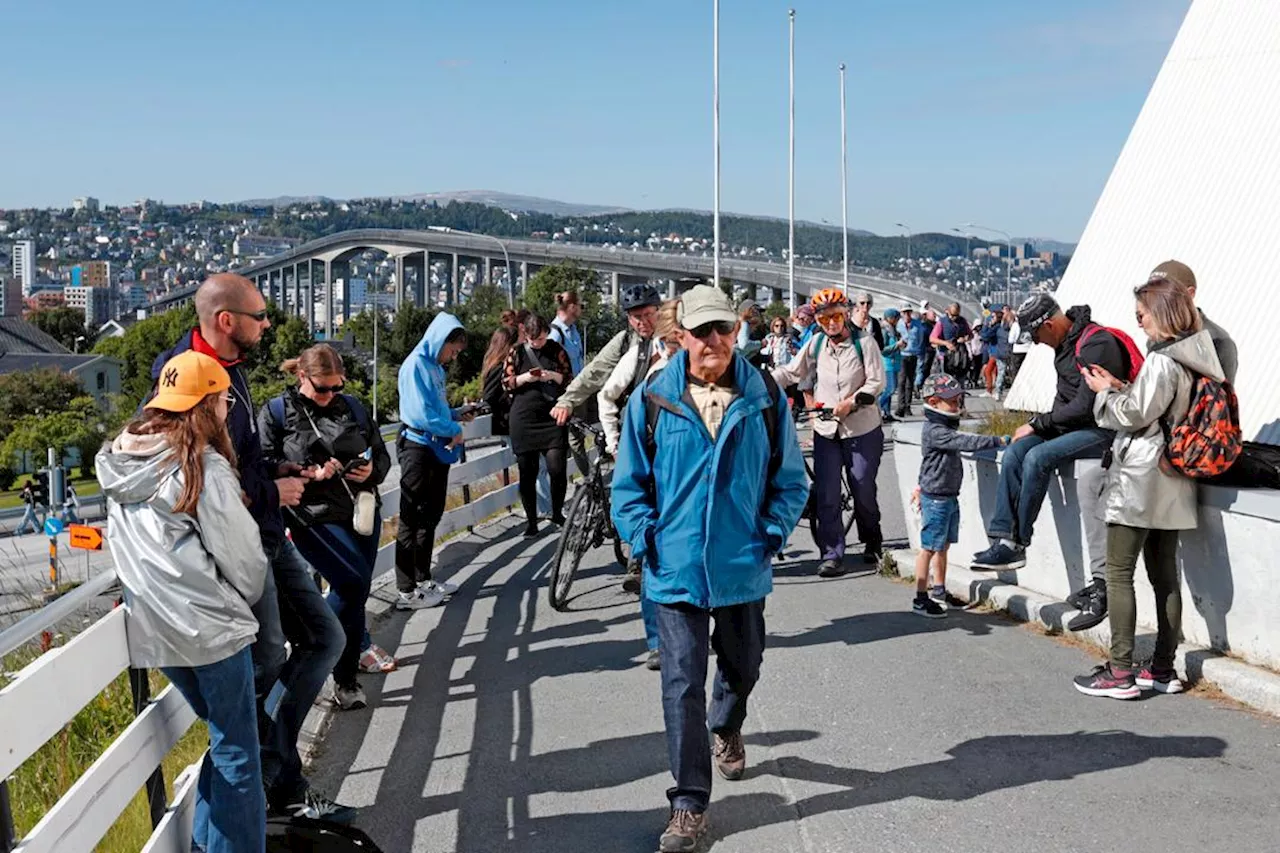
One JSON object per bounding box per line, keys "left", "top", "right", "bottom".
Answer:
{"left": 0, "top": 415, "right": 515, "bottom": 852}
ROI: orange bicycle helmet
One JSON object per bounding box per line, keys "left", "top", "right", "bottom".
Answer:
{"left": 810, "top": 288, "right": 849, "bottom": 311}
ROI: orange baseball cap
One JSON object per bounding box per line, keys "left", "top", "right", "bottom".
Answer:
{"left": 146, "top": 351, "right": 231, "bottom": 413}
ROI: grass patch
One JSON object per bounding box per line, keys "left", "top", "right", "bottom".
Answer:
{"left": 4, "top": 643, "right": 208, "bottom": 851}
{"left": 0, "top": 467, "right": 102, "bottom": 510}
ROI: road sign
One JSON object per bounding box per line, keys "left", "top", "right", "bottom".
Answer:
{"left": 69, "top": 524, "right": 104, "bottom": 551}
{"left": 43, "top": 518, "right": 63, "bottom": 537}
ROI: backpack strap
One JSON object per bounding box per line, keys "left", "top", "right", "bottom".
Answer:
{"left": 268, "top": 395, "right": 287, "bottom": 432}
{"left": 1074, "top": 323, "right": 1101, "bottom": 357}
{"left": 340, "top": 393, "right": 371, "bottom": 434}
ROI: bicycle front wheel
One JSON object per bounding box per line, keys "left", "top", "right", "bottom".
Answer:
{"left": 548, "top": 485, "right": 596, "bottom": 611}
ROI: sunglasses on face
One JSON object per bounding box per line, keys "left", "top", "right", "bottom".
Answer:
{"left": 816, "top": 311, "right": 847, "bottom": 325}
{"left": 224, "top": 308, "right": 269, "bottom": 322}
{"left": 689, "top": 320, "right": 735, "bottom": 339}
{"left": 308, "top": 378, "right": 345, "bottom": 394}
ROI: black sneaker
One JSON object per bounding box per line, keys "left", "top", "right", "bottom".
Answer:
{"left": 970, "top": 542, "right": 1026, "bottom": 571}
{"left": 1066, "top": 579, "right": 1103, "bottom": 610}
{"left": 1073, "top": 663, "right": 1139, "bottom": 700}
{"left": 1067, "top": 584, "right": 1108, "bottom": 632}
{"left": 913, "top": 595, "right": 946, "bottom": 619}
{"left": 271, "top": 787, "right": 358, "bottom": 825}
{"left": 645, "top": 648, "right": 661, "bottom": 671}
{"left": 523, "top": 522, "right": 539, "bottom": 538}
{"left": 621, "top": 558, "right": 642, "bottom": 594}
{"left": 817, "top": 559, "right": 847, "bottom": 578}
{"left": 861, "top": 548, "right": 883, "bottom": 566}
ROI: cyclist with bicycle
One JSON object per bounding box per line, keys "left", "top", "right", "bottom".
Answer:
{"left": 773, "top": 288, "right": 887, "bottom": 578}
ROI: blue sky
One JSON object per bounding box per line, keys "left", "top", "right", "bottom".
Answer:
{"left": 1, "top": 0, "right": 1189, "bottom": 241}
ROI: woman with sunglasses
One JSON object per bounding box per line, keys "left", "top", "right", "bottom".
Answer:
{"left": 761, "top": 315, "right": 798, "bottom": 371}
{"left": 774, "top": 288, "right": 887, "bottom": 577}
{"left": 259, "top": 344, "right": 393, "bottom": 710}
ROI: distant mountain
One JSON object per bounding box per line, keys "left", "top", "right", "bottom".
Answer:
{"left": 234, "top": 195, "right": 336, "bottom": 208}
{"left": 1015, "top": 238, "right": 1076, "bottom": 255}
{"left": 392, "top": 190, "right": 630, "bottom": 217}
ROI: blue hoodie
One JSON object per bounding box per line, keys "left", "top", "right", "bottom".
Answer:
{"left": 611, "top": 351, "right": 810, "bottom": 609}
{"left": 399, "top": 313, "right": 465, "bottom": 446}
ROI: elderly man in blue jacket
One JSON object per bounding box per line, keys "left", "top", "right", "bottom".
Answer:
{"left": 612, "top": 285, "right": 809, "bottom": 853}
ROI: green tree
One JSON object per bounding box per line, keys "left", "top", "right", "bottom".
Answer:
{"left": 0, "top": 369, "right": 85, "bottom": 423}
{"left": 523, "top": 262, "right": 597, "bottom": 321}
{"left": 763, "top": 301, "right": 791, "bottom": 324}
{"left": 30, "top": 307, "right": 90, "bottom": 349}
{"left": 93, "top": 306, "right": 197, "bottom": 410}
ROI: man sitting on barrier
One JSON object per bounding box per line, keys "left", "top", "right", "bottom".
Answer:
{"left": 971, "top": 294, "right": 1131, "bottom": 572}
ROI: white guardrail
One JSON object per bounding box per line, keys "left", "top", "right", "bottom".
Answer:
{"left": 0, "top": 415, "right": 512, "bottom": 852}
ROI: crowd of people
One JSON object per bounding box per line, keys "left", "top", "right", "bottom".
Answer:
{"left": 91, "top": 258, "right": 1242, "bottom": 852}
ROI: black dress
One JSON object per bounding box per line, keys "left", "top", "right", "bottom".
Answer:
{"left": 504, "top": 340, "right": 572, "bottom": 455}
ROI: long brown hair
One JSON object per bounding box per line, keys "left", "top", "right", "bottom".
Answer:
{"left": 483, "top": 325, "right": 517, "bottom": 377}
{"left": 124, "top": 395, "right": 237, "bottom": 516}
{"left": 281, "top": 344, "right": 345, "bottom": 380}
{"left": 1134, "top": 278, "right": 1201, "bottom": 342}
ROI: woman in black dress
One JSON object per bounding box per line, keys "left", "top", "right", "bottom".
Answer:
{"left": 504, "top": 313, "right": 572, "bottom": 536}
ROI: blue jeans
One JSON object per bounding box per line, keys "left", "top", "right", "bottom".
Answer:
{"left": 291, "top": 514, "right": 380, "bottom": 687}
{"left": 880, "top": 366, "right": 899, "bottom": 416}
{"left": 919, "top": 494, "right": 960, "bottom": 552}
{"left": 812, "top": 430, "right": 884, "bottom": 560}
{"left": 655, "top": 599, "right": 766, "bottom": 812}
{"left": 254, "top": 540, "right": 344, "bottom": 803}
{"left": 641, "top": 594, "right": 659, "bottom": 651}
{"left": 14, "top": 504, "right": 44, "bottom": 535}
{"left": 988, "top": 428, "right": 1112, "bottom": 546}
{"left": 163, "top": 647, "right": 265, "bottom": 853}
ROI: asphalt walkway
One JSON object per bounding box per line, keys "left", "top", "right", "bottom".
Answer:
{"left": 312, "top": 441, "right": 1280, "bottom": 853}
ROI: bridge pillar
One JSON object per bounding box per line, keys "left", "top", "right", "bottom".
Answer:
{"left": 520, "top": 261, "right": 529, "bottom": 299}
{"left": 455, "top": 251, "right": 465, "bottom": 307}
{"left": 610, "top": 271, "right": 620, "bottom": 305}
{"left": 292, "top": 263, "right": 302, "bottom": 318}
{"left": 770, "top": 287, "right": 783, "bottom": 305}
{"left": 394, "top": 256, "right": 405, "bottom": 310}
{"left": 323, "top": 259, "right": 334, "bottom": 341}
{"left": 482, "top": 256, "right": 492, "bottom": 291}
{"left": 417, "top": 252, "right": 430, "bottom": 307}
{"left": 303, "top": 261, "right": 314, "bottom": 335}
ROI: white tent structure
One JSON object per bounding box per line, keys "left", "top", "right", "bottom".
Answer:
{"left": 1005, "top": 0, "right": 1280, "bottom": 443}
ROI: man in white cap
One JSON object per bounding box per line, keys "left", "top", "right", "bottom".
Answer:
{"left": 612, "top": 284, "right": 809, "bottom": 853}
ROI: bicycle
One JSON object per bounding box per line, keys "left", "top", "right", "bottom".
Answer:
{"left": 792, "top": 405, "right": 857, "bottom": 540}
{"left": 548, "top": 420, "right": 628, "bottom": 611}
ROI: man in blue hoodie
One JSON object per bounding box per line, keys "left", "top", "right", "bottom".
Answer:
{"left": 612, "top": 285, "right": 809, "bottom": 853}
{"left": 395, "top": 312, "right": 471, "bottom": 609}
{"left": 151, "top": 274, "right": 352, "bottom": 824}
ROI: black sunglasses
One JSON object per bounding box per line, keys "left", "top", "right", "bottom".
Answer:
{"left": 224, "top": 308, "right": 269, "bottom": 322}
{"left": 308, "top": 378, "right": 345, "bottom": 394}
{"left": 690, "top": 320, "right": 736, "bottom": 339}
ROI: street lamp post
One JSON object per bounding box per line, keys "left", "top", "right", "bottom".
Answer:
{"left": 895, "top": 222, "right": 911, "bottom": 279}
{"left": 427, "top": 225, "right": 514, "bottom": 307}
{"left": 839, "top": 62, "right": 849, "bottom": 295}
{"left": 950, "top": 227, "right": 971, "bottom": 293}
{"left": 713, "top": 0, "right": 722, "bottom": 289}
{"left": 787, "top": 8, "right": 796, "bottom": 313}
{"left": 966, "top": 223, "right": 1013, "bottom": 305}
{"left": 372, "top": 297, "right": 380, "bottom": 422}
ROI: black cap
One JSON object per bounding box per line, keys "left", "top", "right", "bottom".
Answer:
{"left": 1016, "top": 293, "right": 1059, "bottom": 336}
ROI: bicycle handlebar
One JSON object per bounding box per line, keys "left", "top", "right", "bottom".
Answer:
{"left": 569, "top": 419, "right": 607, "bottom": 442}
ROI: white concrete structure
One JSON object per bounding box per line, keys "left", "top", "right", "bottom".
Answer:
{"left": 1006, "top": 0, "right": 1280, "bottom": 441}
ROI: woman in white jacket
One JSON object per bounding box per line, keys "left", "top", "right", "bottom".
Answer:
{"left": 96, "top": 351, "right": 269, "bottom": 853}
{"left": 1074, "top": 277, "right": 1224, "bottom": 701}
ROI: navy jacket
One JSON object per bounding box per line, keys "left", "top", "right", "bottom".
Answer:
{"left": 150, "top": 330, "right": 285, "bottom": 551}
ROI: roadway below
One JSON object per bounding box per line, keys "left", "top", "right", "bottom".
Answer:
{"left": 310, "top": 436, "right": 1280, "bottom": 853}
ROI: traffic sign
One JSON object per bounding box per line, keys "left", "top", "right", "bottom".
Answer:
{"left": 69, "top": 524, "right": 104, "bottom": 551}
{"left": 43, "top": 518, "right": 64, "bottom": 537}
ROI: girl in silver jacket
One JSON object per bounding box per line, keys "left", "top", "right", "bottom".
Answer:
{"left": 96, "top": 350, "right": 269, "bottom": 853}
{"left": 1074, "top": 277, "right": 1224, "bottom": 701}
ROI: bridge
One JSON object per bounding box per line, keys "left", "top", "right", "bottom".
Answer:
{"left": 145, "top": 228, "right": 979, "bottom": 336}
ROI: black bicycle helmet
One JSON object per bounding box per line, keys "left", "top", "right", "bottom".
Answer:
{"left": 620, "top": 282, "right": 662, "bottom": 311}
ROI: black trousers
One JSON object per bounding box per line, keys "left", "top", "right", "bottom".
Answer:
{"left": 518, "top": 446, "right": 567, "bottom": 524}
{"left": 394, "top": 436, "right": 451, "bottom": 593}
{"left": 896, "top": 355, "right": 918, "bottom": 414}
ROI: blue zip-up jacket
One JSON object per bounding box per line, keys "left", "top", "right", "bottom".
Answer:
{"left": 903, "top": 318, "right": 926, "bottom": 357}
{"left": 150, "top": 330, "right": 284, "bottom": 551}
{"left": 994, "top": 322, "right": 1012, "bottom": 360}
{"left": 611, "top": 351, "right": 810, "bottom": 609}
{"left": 399, "top": 313, "right": 465, "bottom": 446}
{"left": 979, "top": 318, "right": 999, "bottom": 358}
{"left": 881, "top": 323, "right": 903, "bottom": 371}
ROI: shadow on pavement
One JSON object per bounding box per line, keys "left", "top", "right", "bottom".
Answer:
{"left": 768, "top": 608, "right": 999, "bottom": 649}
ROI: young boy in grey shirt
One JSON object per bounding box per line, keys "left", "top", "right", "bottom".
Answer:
{"left": 913, "top": 374, "right": 1010, "bottom": 617}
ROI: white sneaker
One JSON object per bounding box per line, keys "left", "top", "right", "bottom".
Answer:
{"left": 422, "top": 579, "right": 457, "bottom": 597}
{"left": 396, "top": 586, "right": 446, "bottom": 610}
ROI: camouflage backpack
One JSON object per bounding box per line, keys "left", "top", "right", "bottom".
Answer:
{"left": 1160, "top": 375, "right": 1242, "bottom": 478}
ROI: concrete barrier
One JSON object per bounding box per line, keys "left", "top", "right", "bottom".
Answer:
{"left": 891, "top": 421, "right": 1280, "bottom": 673}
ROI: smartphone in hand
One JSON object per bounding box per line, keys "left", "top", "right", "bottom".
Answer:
{"left": 530, "top": 368, "right": 544, "bottom": 378}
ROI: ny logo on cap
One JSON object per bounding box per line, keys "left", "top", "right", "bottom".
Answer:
{"left": 162, "top": 368, "right": 179, "bottom": 388}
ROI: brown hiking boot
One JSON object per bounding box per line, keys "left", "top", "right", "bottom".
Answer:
{"left": 713, "top": 731, "right": 746, "bottom": 781}
{"left": 659, "top": 808, "right": 709, "bottom": 853}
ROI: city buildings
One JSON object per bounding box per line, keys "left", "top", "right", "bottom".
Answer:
{"left": 72, "top": 197, "right": 100, "bottom": 213}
